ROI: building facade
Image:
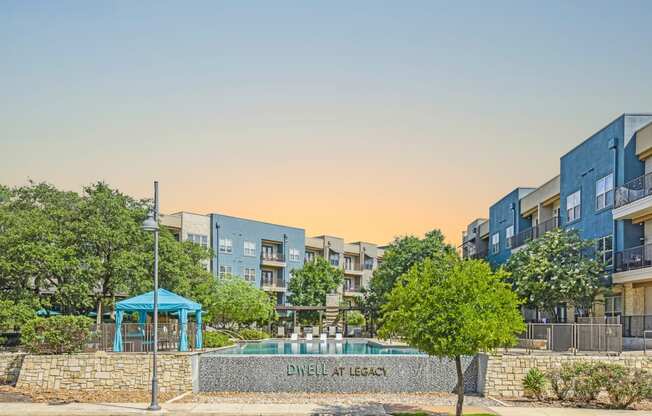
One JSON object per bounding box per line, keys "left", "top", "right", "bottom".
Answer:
{"left": 462, "top": 114, "right": 652, "bottom": 323}
{"left": 162, "top": 212, "right": 384, "bottom": 306}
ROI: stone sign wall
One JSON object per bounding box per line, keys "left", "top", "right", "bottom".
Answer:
{"left": 198, "top": 354, "right": 479, "bottom": 393}
{"left": 16, "top": 352, "right": 194, "bottom": 392}
{"left": 479, "top": 353, "right": 652, "bottom": 398}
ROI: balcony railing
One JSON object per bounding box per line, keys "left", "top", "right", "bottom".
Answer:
{"left": 508, "top": 217, "right": 560, "bottom": 249}
{"left": 344, "top": 265, "right": 363, "bottom": 272}
{"left": 262, "top": 278, "right": 285, "bottom": 287}
{"left": 614, "top": 243, "right": 652, "bottom": 272}
{"left": 615, "top": 172, "right": 652, "bottom": 208}
{"left": 261, "top": 252, "right": 285, "bottom": 262}
{"left": 469, "top": 249, "right": 488, "bottom": 260}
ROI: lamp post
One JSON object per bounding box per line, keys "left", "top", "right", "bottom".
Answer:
{"left": 141, "top": 181, "right": 160, "bottom": 411}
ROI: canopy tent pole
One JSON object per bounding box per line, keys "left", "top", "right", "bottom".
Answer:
{"left": 179, "top": 308, "right": 188, "bottom": 352}
{"left": 113, "top": 310, "right": 124, "bottom": 352}
{"left": 195, "top": 310, "right": 202, "bottom": 349}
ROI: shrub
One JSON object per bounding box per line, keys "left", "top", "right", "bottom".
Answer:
{"left": 603, "top": 364, "right": 652, "bottom": 409}
{"left": 547, "top": 363, "right": 575, "bottom": 401}
{"left": 347, "top": 311, "right": 366, "bottom": 327}
{"left": 239, "top": 328, "right": 269, "bottom": 340}
{"left": 523, "top": 368, "right": 547, "bottom": 401}
{"left": 203, "top": 331, "right": 234, "bottom": 348}
{"left": 21, "top": 316, "right": 93, "bottom": 354}
{"left": 572, "top": 362, "right": 608, "bottom": 403}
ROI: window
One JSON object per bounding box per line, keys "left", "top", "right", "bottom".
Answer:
{"left": 219, "top": 238, "right": 233, "bottom": 254}
{"left": 187, "top": 234, "right": 208, "bottom": 248}
{"left": 566, "top": 190, "right": 581, "bottom": 222}
{"left": 596, "top": 235, "right": 613, "bottom": 267}
{"left": 289, "top": 248, "right": 300, "bottom": 262}
{"left": 262, "top": 270, "right": 273, "bottom": 285}
{"left": 491, "top": 233, "right": 500, "bottom": 254}
{"left": 243, "top": 268, "right": 256, "bottom": 283}
{"left": 218, "top": 265, "right": 232, "bottom": 278}
{"left": 329, "top": 252, "right": 340, "bottom": 266}
{"left": 344, "top": 256, "right": 353, "bottom": 270}
{"left": 505, "top": 226, "right": 514, "bottom": 249}
{"left": 596, "top": 173, "right": 614, "bottom": 210}
{"left": 305, "top": 251, "right": 315, "bottom": 263}
{"left": 244, "top": 241, "right": 256, "bottom": 257}
{"left": 604, "top": 295, "right": 622, "bottom": 317}
{"left": 364, "top": 256, "right": 374, "bottom": 270}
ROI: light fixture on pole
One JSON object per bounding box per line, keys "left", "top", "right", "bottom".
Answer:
{"left": 142, "top": 181, "right": 160, "bottom": 411}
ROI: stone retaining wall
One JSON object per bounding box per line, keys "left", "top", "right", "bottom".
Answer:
{"left": 16, "top": 352, "right": 194, "bottom": 392}
{"left": 479, "top": 353, "right": 652, "bottom": 398}
{"left": 0, "top": 353, "right": 26, "bottom": 385}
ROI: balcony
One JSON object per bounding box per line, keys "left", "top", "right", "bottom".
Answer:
{"left": 262, "top": 277, "right": 286, "bottom": 292}
{"left": 470, "top": 249, "right": 488, "bottom": 260}
{"left": 343, "top": 283, "right": 363, "bottom": 297}
{"left": 344, "top": 265, "right": 363, "bottom": 275}
{"left": 613, "top": 173, "right": 652, "bottom": 221}
{"left": 613, "top": 244, "right": 652, "bottom": 284}
{"left": 507, "top": 217, "right": 559, "bottom": 249}
{"left": 261, "top": 251, "right": 286, "bottom": 267}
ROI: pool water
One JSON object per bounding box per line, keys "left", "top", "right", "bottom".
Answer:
{"left": 213, "top": 340, "right": 423, "bottom": 355}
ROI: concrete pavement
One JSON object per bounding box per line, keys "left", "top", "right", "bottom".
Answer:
{"left": 0, "top": 402, "right": 651, "bottom": 415}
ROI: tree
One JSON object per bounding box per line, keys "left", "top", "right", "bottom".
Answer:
{"left": 380, "top": 256, "right": 524, "bottom": 416}
{"left": 0, "top": 300, "right": 37, "bottom": 332}
{"left": 364, "top": 230, "right": 454, "bottom": 328}
{"left": 288, "top": 257, "right": 343, "bottom": 306}
{"left": 205, "top": 276, "right": 276, "bottom": 328}
{"left": 505, "top": 228, "right": 604, "bottom": 321}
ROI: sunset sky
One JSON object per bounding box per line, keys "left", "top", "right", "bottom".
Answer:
{"left": 2, "top": 1, "right": 651, "bottom": 246}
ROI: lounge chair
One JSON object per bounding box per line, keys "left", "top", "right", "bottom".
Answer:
{"left": 328, "top": 326, "right": 337, "bottom": 337}
{"left": 290, "top": 333, "right": 299, "bottom": 341}
{"left": 277, "top": 326, "right": 285, "bottom": 338}
{"left": 312, "top": 326, "right": 320, "bottom": 336}
{"left": 294, "top": 326, "right": 301, "bottom": 337}
{"left": 320, "top": 333, "right": 327, "bottom": 342}
{"left": 306, "top": 333, "right": 313, "bottom": 341}
{"left": 335, "top": 333, "right": 343, "bottom": 341}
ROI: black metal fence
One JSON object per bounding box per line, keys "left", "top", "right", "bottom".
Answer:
{"left": 614, "top": 244, "right": 652, "bottom": 272}
{"left": 87, "top": 322, "right": 197, "bottom": 352}
{"left": 509, "top": 217, "right": 560, "bottom": 249}
{"left": 623, "top": 315, "right": 652, "bottom": 338}
{"left": 518, "top": 322, "right": 622, "bottom": 353}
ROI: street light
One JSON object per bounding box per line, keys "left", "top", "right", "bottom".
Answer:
{"left": 142, "top": 181, "right": 160, "bottom": 411}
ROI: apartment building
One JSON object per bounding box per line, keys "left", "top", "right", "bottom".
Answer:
{"left": 161, "top": 212, "right": 384, "bottom": 306}
{"left": 305, "top": 236, "right": 383, "bottom": 303}
{"left": 462, "top": 114, "right": 652, "bottom": 321}
{"left": 460, "top": 218, "right": 489, "bottom": 260}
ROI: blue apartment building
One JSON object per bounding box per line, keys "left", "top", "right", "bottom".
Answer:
{"left": 463, "top": 114, "right": 652, "bottom": 328}
{"left": 210, "top": 214, "right": 306, "bottom": 305}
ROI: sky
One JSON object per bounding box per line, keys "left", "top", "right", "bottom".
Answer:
{"left": 1, "top": 1, "right": 652, "bottom": 246}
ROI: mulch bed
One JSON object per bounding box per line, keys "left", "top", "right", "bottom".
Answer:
{"left": 501, "top": 395, "right": 652, "bottom": 411}
{"left": 0, "top": 385, "right": 181, "bottom": 404}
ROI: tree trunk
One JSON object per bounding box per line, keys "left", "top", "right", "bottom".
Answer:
{"left": 96, "top": 299, "right": 102, "bottom": 327}
{"left": 455, "top": 355, "right": 464, "bottom": 416}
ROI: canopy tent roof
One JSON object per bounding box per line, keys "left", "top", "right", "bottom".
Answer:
{"left": 115, "top": 288, "right": 201, "bottom": 312}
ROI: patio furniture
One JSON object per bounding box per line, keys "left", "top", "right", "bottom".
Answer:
{"left": 306, "top": 333, "right": 313, "bottom": 341}
{"left": 277, "top": 326, "right": 285, "bottom": 338}
{"left": 320, "top": 333, "right": 327, "bottom": 342}
{"left": 328, "top": 326, "right": 337, "bottom": 337}
{"left": 293, "top": 326, "right": 301, "bottom": 336}
{"left": 290, "top": 333, "right": 299, "bottom": 341}
{"left": 312, "top": 326, "right": 320, "bottom": 336}
{"left": 335, "top": 333, "right": 343, "bottom": 341}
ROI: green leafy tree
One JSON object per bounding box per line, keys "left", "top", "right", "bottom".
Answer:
{"left": 364, "top": 230, "right": 454, "bottom": 328}
{"left": 206, "top": 276, "right": 276, "bottom": 328}
{"left": 288, "top": 256, "right": 343, "bottom": 306}
{"left": 380, "top": 256, "right": 524, "bottom": 416}
{"left": 505, "top": 228, "right": 603, "bottom": 321}
{"left": 0, "top": 300, "right": 37, "bottom": 332}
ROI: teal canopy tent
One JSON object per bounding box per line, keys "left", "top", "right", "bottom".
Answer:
{"left": 113, "top": 288, "right": 202, "bottom": 352}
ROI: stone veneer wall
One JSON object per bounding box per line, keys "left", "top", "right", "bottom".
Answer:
{"left": 480, "top": 353, "right": 652, "bottom": 398}
{"left": 16, "top": 352, "right": 194, "bottom": 392}
{"left": 0, "top": 353, "right": 26, "bottom": 385}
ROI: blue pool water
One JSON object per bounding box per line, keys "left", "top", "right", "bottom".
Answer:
{"left": 213, "top": 340, "right": 423, "bottom": 355}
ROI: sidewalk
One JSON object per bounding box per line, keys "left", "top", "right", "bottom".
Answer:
{"left": 0, "top": 402, "right": 651, "bottom": 415}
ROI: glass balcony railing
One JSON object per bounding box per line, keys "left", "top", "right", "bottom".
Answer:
{"left": 614, "top": 243, "right": 652, "bottom": 272}
{"left": 615, "top": 172, "right": 652, "bottom": 208}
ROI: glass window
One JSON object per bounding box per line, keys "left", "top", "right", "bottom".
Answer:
{"left": 289, "top": 248, "right": 300, "bottom": 262}
{"left": 491, "top": 233, "right": 500, "bottom": 254}
{"left": 604, "top": 295, "right": 622, "bottom": 316}
{"left": 218, "top": 265, "right": 232, "bottom": 278}
{"left": 329, "top": 252, "right": 340, "bottom": 266}
{"left": 596, "top": 235, "right": 613, "bottom": 267}
{"left": 566, "top": 190, "right": 581, "bottom": 222}
{"left": 243, "top": 241, "right": 256, "bottom": 257}
{"left": 243, "top": 268, "right": 256, "bottom": 283}
{"left": 219, "top": 238, "right": 233, "bottom": 254}
{"left": 262, "top": 270, "right": 273, "bottom": 285}
{"left": 304, "top": 251, "right": 315, "bottom": 263}
{"left": 187, "top": 233, "right": 208, "bottom": 248}
{"left": 364, "top": 256, "right": 374, "bottom": 270}
{"left": 505, "top": 226, "right": 514, "bottom": 249}
{"left": 596, "top": 173, "right": 614, "bottom": 210}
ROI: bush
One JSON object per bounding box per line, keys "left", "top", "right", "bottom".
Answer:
{"left": 547, "top": 363, "right": 575, "bottom": 401}
{"left": 347, "top": 311, "right": 366, "bottom": 327}
{"left": 203, "top": 331, "right": 234, "bottom": 348}
{"left": 21, "top": 316, "right": 93, "bottom": 354}
{"left": 0, "top": 300, "right": 36, "bottom": 332}
{"left": 602, "top": 364, "right": 652, "bottom": 409}
{"left": 523, "top": 368, "right": 547, "bottom": 401}
{"left": 239, "top": 328, "right": 269, "bottom": 340}
{"left": 572, "top": 362, "right": 608, "bottom": 403}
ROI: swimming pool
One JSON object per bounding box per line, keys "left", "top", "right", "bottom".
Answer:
{"left": 211, "top": 339, "right": 423, "bottom": 355}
